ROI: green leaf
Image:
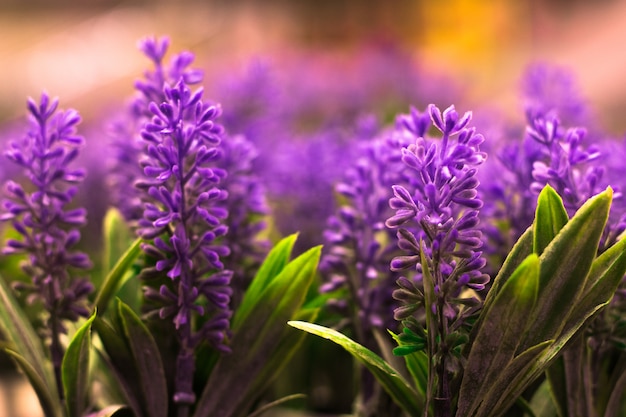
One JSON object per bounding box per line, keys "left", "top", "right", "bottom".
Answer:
{"left": 288, "top": 321, "right": 423, "bottom": 416}
{"left": 195, "top": 245, "right": 320, "bottom": 417}
{"left": 525, "top": 379, "right": 558, "bottom": 417}
{"left": 3, "top": 349, "right": 62, "bottom": 417}
{"left": 469, "top": 226, "right": 533, "bottom": 351}
{"left": 233, "top": 233, "right": 298, "bottom": 329}
{"left": 563, "top": 233, "right": 626, "bottom": 334}
{"left": 0, "top": 275, "right": 62, "bottom": 416}
{"left": 520, "top": 187, "right": 612, "bottom": 351}
{"left": 117, "top": 300, "right": 168, "bottom": 417}
{"left": 545, "top": 356, "right": 567, "bottom": 417}
{"left": 533, "top": 184, "right": 568, "bottom": 255}
{"left": 458, "top": 254, "right": 540, "bottom": 417}
{"left": 94, "top": 237, "right": 142, "bottom": 315}
{"left": 473, "top": 341, "right": 553, "bottom": 417}
{"left": 389, "top": 330, "right": 428, "bottom": 397}
{"left": 246, "top": 393, "right": 306, "bottom": 417}
{"left": 62, "top": 312, "right": 96, "bottom": 417}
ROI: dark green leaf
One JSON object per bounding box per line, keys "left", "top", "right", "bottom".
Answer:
{"left": 233, "top": 234, "right": 298, "bottom": 329}
{"left": 117, "top": 300, "right": 168, "bottom": 417}
{"left": 473, "top": 341, "right": 552, "bottom": 417}
{"left": 246, "top": 394, "right": 306, "bottom": 417}
{"left": 62, "top": 312, "right": 96, "bottom": 417}
{"left": 545, "top": 356, "right": 567, "bottom": 417}
{"left": 195, "top": 245, "right": 320, "bottom": 417}
{"left": 526, "top": 379, "right": 559, "bottom": 417}
{"left": 0, "top": 275, "right": 62, "bottom": 416}
{"left": 4, "top": 349, "right": 62, "bottom": 417}
{"left": 520, "top": 187, "right": 612, "bottom": 351}
{"left": 229, "top": 308, "right": 320, "bottom": 417}
{"left": 288, "top": 321, "right": 423, "bottom": 416}
{"left": 533, "top": 184, "right": 568, "bottom": 255}
{"left": 94, "top": 237, "right": 142, "bottom": 315}
{"left": 458, "top": 254, "right": 540, "bottom": 417}
{"left": 563, "top": 233, "right": 626, "bottom": 334}
{"left": 469, "top": 226, "right": 533, "bottom": 351}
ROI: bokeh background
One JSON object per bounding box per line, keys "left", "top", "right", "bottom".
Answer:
{"left": 1, "top": 0, "right": 626, "bottom": 416}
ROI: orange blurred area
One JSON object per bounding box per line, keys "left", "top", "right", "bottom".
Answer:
{"left": 1, "top": 0, "right": 626, "bottom": 131}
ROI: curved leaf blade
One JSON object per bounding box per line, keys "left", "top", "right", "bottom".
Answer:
{"left": 62, "top": 312, "right": 96, "bottom": 417}
{"left": 458, "top": 254, "right": 540, "bottom": 417}
{"left": 289, "top": 321, "right": 423, "bottom": 416}
{"left": 233, "top": 233, "right": 298, "bottom": 329}
{"left": 4, "top": 349, "right": 62, "bottom": 417}
{"left": 118, "top": 300, "right": 168, "bottom": 417}
{"left": 521, "top": 187, "right": 612, "bottom": 351}
{"left": 533, "top": 184, "right": 568, "bottom": 255}
{"left": 94, "top": 237, "right": 142, "bottom": 315}
{"left": 0, "top": 275, "right": 61, "bottom": 415}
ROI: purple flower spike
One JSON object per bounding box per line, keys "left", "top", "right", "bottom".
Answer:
{"left": 386, "top": 105, "right": 489, "bottom": 401}
{"left": 137, "top": 73, "right": 232, "bottom": 408}
{"left": 1, "top": 93, "right": 93, "bottom": 394}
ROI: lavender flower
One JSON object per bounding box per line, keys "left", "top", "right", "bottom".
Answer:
{"left": 136, "top": 77, "right": 232, "bottom": 411}
{"left": 521, "top": 63, "right": 589, "bottom": 126}
{"left": 1, "top": 93, "right": 93, "bottom": 397}
{"left": 321, "top": 125, "right": 412, "bottom": 339}
{"left": 109, "top": 36, "right": 202, "bottom": 221}
{"left": 386, "top": 104, "right": 489, "bottom": 415}
{"left": 218, "top": 134, "right": 269, "bottom": 308}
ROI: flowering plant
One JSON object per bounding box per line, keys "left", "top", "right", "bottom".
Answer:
{"left": 0, "top": 37, "right": 625, "bottom": 417}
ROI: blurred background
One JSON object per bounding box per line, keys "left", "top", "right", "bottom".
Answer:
{"left": 1, "top": 0, "right": 626, "bottom": 416}
{"left": 1, "top": 0, "right": 626, "bottom": 131}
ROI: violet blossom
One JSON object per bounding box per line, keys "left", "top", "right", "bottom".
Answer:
{"left": 136, "top": 77, "right": 232, "bottom": 413}
{"left": 1, "top": 93, "right": 93, "bottom": 398}
{"left": 386, "top": 104, "right": 489, "bottom": 415}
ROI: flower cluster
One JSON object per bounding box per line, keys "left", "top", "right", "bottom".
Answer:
{"left": 385, "top": 105, "right": 489, "bottom": 412}
{"left": 1, "top": 93, "right": 93, "bottom": 393}
{"left": 109, "top": 36, "right": 203, "bottom": 222}
{"left": 321, "top": 126, "right": 412, "bottom": 340}
{"left": 136, "top": 77, "right": 233, "bottom": 406}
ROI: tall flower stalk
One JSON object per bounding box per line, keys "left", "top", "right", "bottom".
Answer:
{"left": 1, "top": 94, "right": 93, "bottom": 401}
{"left": 386, "top": 105, "right": 489, "bottom": 416}
{"left": 136, "top": 77, "right": 233, "bottom": 416}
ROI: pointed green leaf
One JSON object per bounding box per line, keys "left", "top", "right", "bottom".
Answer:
{"left": 520, "top": 187, "right": 612, "bottom": 351}
{"left": 233, "top": 233, "right": 298, "bottom": 329}
{"left": 533, "top": 184, "right": 568, "bottom": 255}
{"left": 94, "top": 237, "right": 142, "bottom": 316}
{"left": 563, "top": 234, "right": 626, "bottom": 334}
{"left": 473, "top": 341, "right": 552, "bottom": 417}
{"left": 469, "top": 226, "right": 533, "bottom": 351}
{"left": 118, "top": 300, "right": 168, "bottom": 417}
{"left": 390, "top": 330, "right": 428, "bottom": 397}
{"left": 3, "top": 349, "right": 62, "bottom": 417}
{"left": 195, "top": 245, "right": 321, "bottom": 417}
{"left": 288, "top": 321, "right": 423, "bottom": 416}
{"left": 247, "top": 394, "right": 306, "bottom": 417}
{"left": 0, "top": 275, "right": 61, "bottom": 415}
{"left": 545, "top": 356, "right": 567, "bottom": 417}
{"left": 605, "top": 363, "right": 626, "bottom": 417}
{"left": 62, "top": 312, "right": 96, "bottom": 417}
{"left": 229, "top": 308, "right": 320, "bottom": 417}
{"left": 525, "top": 379, "right": 558, "bottom": 417}
{"left": 458, "top": 254, "right": 540, "bottom": 417}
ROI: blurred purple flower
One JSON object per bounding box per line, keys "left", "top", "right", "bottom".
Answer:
{"left": 1, "top": 93, "right": 93, "bottom": 393}
{"left": 321, "top": 124, "right": 412, "bottom": 341}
